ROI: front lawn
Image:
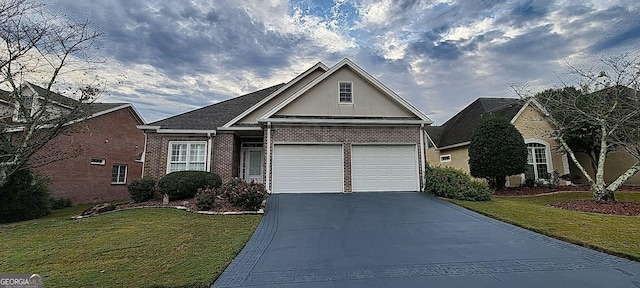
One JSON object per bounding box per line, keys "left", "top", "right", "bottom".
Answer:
{"left": 0, "top": 206, "right": 261, "bottom": 287}
{"left": 450, "top": 192, "right": 640, "bottom": 260}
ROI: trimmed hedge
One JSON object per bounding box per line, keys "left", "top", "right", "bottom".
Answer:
{"left": 128, "top": 178, "right": 157, "bottom": 203}
{"left": 0, "top": 169, "right": 52, "bottom": 223}
{"left": 157, "top": 171, "right": 222, "bottom": 200}
{"left": 425, "top": 165, "right": 492, "bottom": 201}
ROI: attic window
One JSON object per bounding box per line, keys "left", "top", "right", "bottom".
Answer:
{"left": 440, "top": 155, "right": 451, "bottom": 162}
{"left": 339, "top": 82, "right": 353, "bottom": 103}
{"left": 90, "top": 158, "right": 106, "bottom": 165}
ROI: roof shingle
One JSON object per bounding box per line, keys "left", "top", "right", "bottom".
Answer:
{"left": 148, "top": 83, "right": 286, "bottom": 130}
{"left": 427, "top": 98, "right": 523, "bottom": 148}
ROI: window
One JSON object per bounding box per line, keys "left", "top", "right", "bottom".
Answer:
{"left": 111, "top": 164, "right": 127, "bottom": 184}
{"left": 440, "top": 155, "right": 452, "bottom": 162}
{"left": 525, "top": 142, "right": 549, "bottom": 180}
{"left": 339, "top": 82, "right": 353, "bottom": 103}
{"left": 167, "top": 141, "right": 207, "bottom": 173}
{"left": 90, "top": 158, "right": 106, "bottom": 165}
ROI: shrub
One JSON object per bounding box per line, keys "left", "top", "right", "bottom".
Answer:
{"left": 50, "top": 197, "right": 73, "bottom": 210}
{"left": 468, "top": 116, "right": 528, "bottom": 190}
{"left": 0, "top": 169, "right": 52, "bottom": 223}
{"left": 157, "top": 171, "right": 222, "bottom": 200}
{"left": 220, "top": 178, "right": 267, "bottom": 211}
{"left": 128, "top": 178, "right": 157, "bottom": 203}
{"left": 195, "top": 188, "right": 216, "bottom": 211}
{"left": 425, "top": 165, "right": 491, "bottom": 201}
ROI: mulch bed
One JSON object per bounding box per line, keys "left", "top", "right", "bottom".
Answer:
{"left": 551, "top": 200, "right": 640, "bottom": 216}
{"left": 494, "top": 185, "right": 640, "bottom": 216}
{"left": 116, "top": 197, "right": 247, "bottom": 213}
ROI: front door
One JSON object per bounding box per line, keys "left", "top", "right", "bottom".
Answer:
{"left": 242, "top": 145, "right": 263, "bottom": 183}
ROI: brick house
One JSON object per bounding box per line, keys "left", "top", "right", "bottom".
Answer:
{"left": 425, "top": 97, "right": 640, "bottom": 186}
{"left": 139, "top": 58, "right": 433, "bottom": 193}
{"left": 1, "top": 83, "right": 146, "bottom": 203}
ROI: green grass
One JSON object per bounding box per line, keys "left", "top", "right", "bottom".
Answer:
{"left": 0, "top": 206, "right": 261, "bottom": 287}
{"left": 449, "top": 192, "right": 640, "bottom": 260}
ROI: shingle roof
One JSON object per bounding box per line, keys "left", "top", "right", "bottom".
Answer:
{"left": 1, "top": 83, "right": 135, "bottom": 125}
{"left": 148, "top": 83, "right": 286, "bottom": 130}
{"left": 28, "top": 83, "right": 82, "bottom": 108}
{"left": 427, "top": 98, "right": 524, "bottom": 148}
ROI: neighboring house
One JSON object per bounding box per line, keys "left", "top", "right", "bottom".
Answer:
{"left": 1, "top": 83, "right": 146, "bottom": 204}
{"left": 425, "top": 97, "right": 572, "bottom": 187}
{"left": 139, "top": 58, "right": 432, "bottom": 193}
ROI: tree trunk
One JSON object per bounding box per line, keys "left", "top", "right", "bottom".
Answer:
{"left": 593, "top": 184, "right": 616, "bottom": 203}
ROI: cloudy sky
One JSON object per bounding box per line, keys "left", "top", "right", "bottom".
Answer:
{"left": 47, "top": 0, "right": 640, "bottom": 124}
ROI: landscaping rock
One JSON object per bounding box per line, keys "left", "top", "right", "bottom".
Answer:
{"left": 82, "top": 203, "right": 116, "bottom": 216}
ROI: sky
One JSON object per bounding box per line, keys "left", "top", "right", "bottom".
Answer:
{"left": 45, "top": 0, "right": 640, "bottom": 125}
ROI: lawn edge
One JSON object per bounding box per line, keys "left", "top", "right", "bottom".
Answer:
{"left": 447, "top": 199, "right": 640, "bottom": 263}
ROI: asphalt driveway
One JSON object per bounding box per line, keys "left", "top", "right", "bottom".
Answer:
{"left": 212, "top": 192, "right": 640, "bottom": 287}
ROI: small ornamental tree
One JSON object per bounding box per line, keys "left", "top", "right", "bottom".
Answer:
{"left": 468, "top": 117, "right": 528, "bottom": 189}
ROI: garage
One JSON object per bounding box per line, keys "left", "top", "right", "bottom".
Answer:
{"left": 272, "top": 144, "right": 343, "bottom": 193}
{"left": 351, "top": 145, "right": 419, "bottom": 192}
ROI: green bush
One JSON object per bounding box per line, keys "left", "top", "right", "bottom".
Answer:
{"left": 0, "top": 169, "right": 52, "bottom": 223}
{"left": 468, "top": 116, "right": 527, "bottom": 190}
{"left": 425, "top": 165, "right": 492, "bottom": 201}
{"left": 50, "top": 197, "right": 73, "bottom": 210}
{"left": 195, "top": 188, "right": 216, "bottom": 211}
{"left": 128, "top": 178, "right": 157, "bottom": 203}
{"left": 221, "top": 178, "right": 267, "bottom": 211}
{"left": 157, "top": 171, "right": 222, "bottom": 200}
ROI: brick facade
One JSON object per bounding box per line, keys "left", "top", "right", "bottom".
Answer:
{"left": 212, "top": 132, "right": 237, "bottom": 180}
{"left": 143, "top": 133, "right": 211, "bottom": 180}
{"left": 32, "top": 107, "right": 145, "bottom": 204}
{"left": 268, "top": 125, "right": 424, "bottom": 192}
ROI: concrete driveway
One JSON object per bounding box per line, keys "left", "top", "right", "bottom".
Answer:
{"left": 212, "top": 192, "right": 640, "bottom": 288}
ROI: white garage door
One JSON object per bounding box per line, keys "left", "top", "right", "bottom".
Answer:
{"left": 352, "top": 145, "right": 419, "bottom": 192}
{"left": 272, "top": 144, "right": 343, "bottom": 193}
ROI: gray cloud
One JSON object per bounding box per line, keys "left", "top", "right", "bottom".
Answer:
{"left": 45, "top": 0, "right": 640, "bottom": 124}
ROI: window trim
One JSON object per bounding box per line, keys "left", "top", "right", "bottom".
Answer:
{"left": 90, "top": 157, "right": 106, "bottom": 165}
{"left": 523, "top": 139, "right": 553, "bottom": 181}
{"left": 111, "top": 164, "right": 127, "bottom": 184}
{"left": 166, "top": 141, "right": 208, "bottom": 173}
{"left": 440, "top": 154, "right": 452, "bottom": 162}
{"left": 338, "top": 81, "right": 353, "bottom": 104}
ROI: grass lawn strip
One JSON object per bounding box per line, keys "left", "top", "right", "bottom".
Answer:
{"left": 0, "top": 205, "right": 261, "bottom": 288}
{"left": 450, "top": 192, "right": 640, "bottom": 261}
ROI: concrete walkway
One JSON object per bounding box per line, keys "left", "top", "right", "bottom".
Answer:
{"left": 212, "top": 192, "right": 640, "bottom": 287}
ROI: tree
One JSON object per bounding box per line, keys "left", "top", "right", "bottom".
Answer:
{"left": 0, "top": 0, "right": 102, "bottom": 187}
{"left": 468, "top": 116, "right": 528, "bottom": 190}
{"left": 533, "top": 53, "right": 640, "bottom": 202}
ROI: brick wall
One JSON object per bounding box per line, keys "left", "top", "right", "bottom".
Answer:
{"left": 268, "top": 125, "right": 423, "bottom": 192}
{"left": 32, "top": 107, "right": 145, "bottom": 204}
{"left": 212, "top": 132, "right": 237, "bottom": 181}
{"left": 143, "top": 133, "right": 210, "bottom": 180}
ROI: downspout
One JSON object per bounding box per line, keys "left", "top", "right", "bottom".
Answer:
{"left": 420, "top": 124, "right": 426, "bottom": 191}
{"left": 141, "top": 133, "right": 148, "bottom": 177}
{"left": 206, "top": 132, "right": 213, "bottom": 172}
{"left": 265, "top": 122, "right": 272, "bottom": 193}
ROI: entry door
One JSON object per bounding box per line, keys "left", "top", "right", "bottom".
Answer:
{"left": 242, "top": 147, "right": 263, "bottom": 183}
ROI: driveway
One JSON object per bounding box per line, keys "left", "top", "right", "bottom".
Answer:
{"left": 212, "top": 192, "right": 640, "bottom": 287}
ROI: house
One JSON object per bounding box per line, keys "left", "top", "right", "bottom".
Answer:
{"left": 1, "top": 83, "right": 146, "bottom": 203}
{"left": 425, "top": 97, "right": 572, "bottom": 186}
{"left": 139, "top": 58, "right": 432, "bottom": 193}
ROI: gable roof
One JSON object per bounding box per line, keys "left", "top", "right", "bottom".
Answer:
{"left": 222, "top": 62, "right": 329, "bottom": 128}
{"left": 1, "top": 83, "right": 145, "bottom": 126}
{"left": 260, "top": 58, "right": 432, "bottom": 124}
{"left": 142, "top": 83, "right": 285, "bottom": 131}
{"left": 26, "top": 82, "right": 81, "bottom": 108}
{"left": 426, "top": 98, "right": 523, "bottom": 149}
